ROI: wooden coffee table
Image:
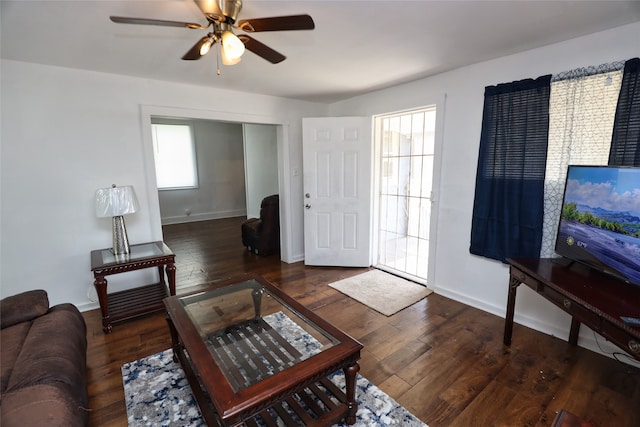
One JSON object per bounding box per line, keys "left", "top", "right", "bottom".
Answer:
{"left": 163, "top": 274, "right": 363, "bottom": 426}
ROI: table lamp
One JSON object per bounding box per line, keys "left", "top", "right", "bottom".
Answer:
{"left": 95, "top": 184, "right": 139, "bottom": 255}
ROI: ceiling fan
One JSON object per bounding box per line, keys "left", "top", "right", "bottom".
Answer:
{"left": 110, "top": 0, "right": 314, "bottom": 68}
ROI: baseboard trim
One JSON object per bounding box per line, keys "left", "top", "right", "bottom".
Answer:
{"left": 77, "top": 301, "right": 99, "bottom": 313}
{"left": 161, "top": 210, "right": 247, "bottom": 225}
{"left": 288, "top": 253, "right": 305, "bottom": 263}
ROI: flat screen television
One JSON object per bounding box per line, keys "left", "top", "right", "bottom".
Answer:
{"left": 555, "top": 165, "right": 640, "bottom": 287}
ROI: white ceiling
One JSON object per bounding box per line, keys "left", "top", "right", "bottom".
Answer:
{"left": 2, "top": 1, "right": 640, "bottom": 103}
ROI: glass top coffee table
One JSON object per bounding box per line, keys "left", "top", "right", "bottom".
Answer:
{"left": 164, "top": 274, "right": 363, "bottom": 426}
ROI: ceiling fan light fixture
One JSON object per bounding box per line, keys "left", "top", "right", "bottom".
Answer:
{"left": 221, "top": 30, "right": 245, "bottom": 60}
{"left": 221, "top": 45, "right": 242, "bottom": 65}
{"left": 199, "top": 36, "right": 214, "bottom": 56}
{"left": 110, "top": 5, "right": 315, "bottom": 66}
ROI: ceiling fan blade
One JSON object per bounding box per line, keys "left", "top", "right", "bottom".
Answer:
{"left": 192, "top": 0, "right": 225, "bottom": 22}
{"left": 110, "top": 16, "right": 207, "bottom": 30}
{"left": 237, "top": 14, "right": 314, "bottom": 32}
{"left": 238, "top": 35, "right": 286, "bottom": 64}
{"left": 182, "top": 36, "right": 212, "bottom": 60}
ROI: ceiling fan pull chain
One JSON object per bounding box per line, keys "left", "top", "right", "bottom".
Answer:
{"left": 216, "top": 42, "right": 221, "bottom": 75}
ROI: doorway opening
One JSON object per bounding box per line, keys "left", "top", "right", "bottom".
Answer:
{"left": 149, "top": 117, "right": 278, "bottom": 227}
{"left": 140, "top": 105, "right": 294, "bottom": 263}
{"left": 373, "top": 106, "right": 437, "bottom": 284}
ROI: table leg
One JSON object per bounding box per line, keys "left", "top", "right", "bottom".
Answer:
{"left": 503, "top": 275, "right": 520, "bottom": 346}
{"left": 94, "top": 276, "right": 112, "bottom": 334}
{"left": 166, "top": 262, "right": 176, "bottom": 296}
{"left": 166, "top": 315, "right": 180, "bottom": 363}
{"left": 157, "top": 266, "right": 165, "bottom": 286}
{"left": 343, "top": 362, "right": 360, "bottom": 425}
{"left": 252, "top": 287, "right": 264, "bottom": 319}
{"left": 569, "top": 318, "right": 581, "bottom": 345}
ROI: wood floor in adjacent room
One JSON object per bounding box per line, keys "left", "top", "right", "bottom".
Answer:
{"left": 84, "top": 217, "right": 640, "bottom": 427}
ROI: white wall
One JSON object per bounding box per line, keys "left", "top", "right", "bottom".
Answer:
{"left": 2, "top": 20, "right": 639, "bottom": 361}
{"left": 329, "top": 21, "right": 640, "bottom": 361}
{"left": 158, "top": 119, "right": 247, "bottom": 224}
{"left": 0, "top": 61, "right": 327, "bottom": 309}
{"left": 243, "top": 124, "right": 279, "bottom": 219}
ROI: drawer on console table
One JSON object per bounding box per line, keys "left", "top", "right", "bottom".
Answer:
{"left": 511, "top": 267, "right": 543, "bottom": 290}
{"left": 599, "top": 321, "right": 640, "bottom": 357}
{"left": 539, "top": 285, "right": 601, "bottom": 330}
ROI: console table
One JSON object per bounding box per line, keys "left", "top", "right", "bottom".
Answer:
{"left": 91, "top": 241, "right": 176, "bottom": 333}
{"left": 504, "top": 258, "right": 640, "bottom": 360}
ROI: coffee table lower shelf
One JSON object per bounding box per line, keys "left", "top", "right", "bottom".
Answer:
{"left": 173, "top": 343, "right": 351, "bottom": 427}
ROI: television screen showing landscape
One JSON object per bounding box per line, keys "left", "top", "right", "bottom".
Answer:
{"left": 555, "top": 166, "right": 640, "bottom": 286}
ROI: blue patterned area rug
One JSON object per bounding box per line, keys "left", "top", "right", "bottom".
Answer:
{"left": 122, "top": 312, "right": 427, "bottom": 427}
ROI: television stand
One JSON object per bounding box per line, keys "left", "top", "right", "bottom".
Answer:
{"left": 504, "top": 258, "right": 640, "bottom": 361}
{"left": 550, "top": 257, "right": 575, "bottom": 268}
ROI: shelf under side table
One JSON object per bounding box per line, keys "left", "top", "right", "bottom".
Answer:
{"left": 107, "top": 282, "right": 168, "bottom": 324}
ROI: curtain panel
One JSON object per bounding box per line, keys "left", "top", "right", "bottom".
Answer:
{"left": 609, "top": 57, "right": 640, "bottom": 166}
{"left": 470, "top": 75, "right": 552, "bottom": 262}
{"left": 540, "top": 66, "right": 623, "bottom": 257}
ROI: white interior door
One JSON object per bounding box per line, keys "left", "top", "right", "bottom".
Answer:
{"left": 302, "top": 117, "right": 372, "bottom": 266}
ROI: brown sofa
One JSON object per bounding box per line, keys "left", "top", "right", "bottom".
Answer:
{"left": 0, "top": 289, "right": 88, "bottom": 426}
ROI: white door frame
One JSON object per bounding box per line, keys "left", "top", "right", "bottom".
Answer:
{"left": 139, "top": 105, "right": 295, "bottom": 263}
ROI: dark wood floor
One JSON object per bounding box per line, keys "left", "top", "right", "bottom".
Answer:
{"left": 84, "top": 217, "right": 640, "bottom": 427}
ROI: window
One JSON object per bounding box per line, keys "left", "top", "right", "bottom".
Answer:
{"left": 470, "top": 60, "right": 633, "bottom": 262}
{"left": 151, "top": 121, "right": 198, "bottom": 190}
{"left": 540, "top": 66, "right": 624, "bottom": 256}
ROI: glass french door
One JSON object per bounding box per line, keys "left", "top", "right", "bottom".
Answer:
{"left": 375, "top": 107, "right": 436, "bottom": 284}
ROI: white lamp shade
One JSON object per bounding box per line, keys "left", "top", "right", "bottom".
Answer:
{"left": 221, "top": 47, "right": 242, "bottom": 65}
{"left": 221, "top": 31, "right": 245, "bottom": 63}
{"left": 199, "top": 38, "right": 213, "bottom": 56}
{"left": 95, "top": 185, "right": 139, "bottom": 218}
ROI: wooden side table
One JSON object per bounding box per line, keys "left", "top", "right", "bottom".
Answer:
{"left": 504, "top": 258, "right": 640, "bottom": 360}
{"left": 91, "top": 241, "right": 176, "bottom": 333}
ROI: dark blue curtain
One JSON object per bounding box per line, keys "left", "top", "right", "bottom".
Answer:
{"left": 470, "top": 75, "right": 552, "bottom": 262}
{"left": 609, "top": 58, "right": 640, "bottom": 166}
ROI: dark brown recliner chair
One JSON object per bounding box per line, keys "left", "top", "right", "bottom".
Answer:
{"left": 242, "top": 194, "right": 280, "bottom": 256}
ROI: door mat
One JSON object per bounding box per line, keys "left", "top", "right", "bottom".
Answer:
{"left": 328, "top": 269, "right": 432, "bottom": 316}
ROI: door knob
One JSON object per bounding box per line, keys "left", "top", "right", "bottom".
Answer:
{"left": 305, "top": 204, "right": 311, "bottom": 209}
{"left": 305, "top": 193, "right": 311, "bottom": 198}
